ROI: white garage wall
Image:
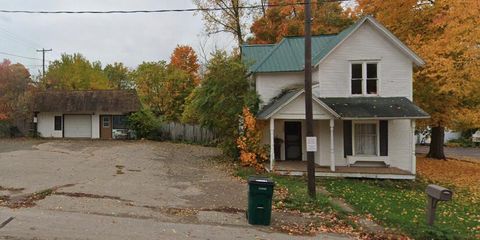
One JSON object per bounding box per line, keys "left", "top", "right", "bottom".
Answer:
{"left": 92, "top": 114, "right": 100, "bottom": 139}
{"left": 37, "top": 112, "right": 63, "bottom": 138}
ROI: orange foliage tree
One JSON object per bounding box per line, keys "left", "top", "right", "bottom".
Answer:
{"left": 355, "top": 0, "right": 480, "bottom": 159}
{"left": 249, "top": 0, "right": 353, "bottom": 44}
{"left": 169, "top": 45, "right": 201, "bottom": 86}
{"left": 237, "top": 107, "right": 268, "bottom": 171}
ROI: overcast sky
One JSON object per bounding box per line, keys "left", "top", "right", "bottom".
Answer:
{"left": 0, "top": 0, "right": 234, "bottom": 76}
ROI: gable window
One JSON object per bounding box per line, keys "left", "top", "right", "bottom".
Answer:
{"left": 351, "top": 62, "right": 379, "bottom": 95}
{"left": 353, "top": 122, "right": 378, "bottom": 156}
{"left": 54, "top": 116, "right": 62, "bottom": 131}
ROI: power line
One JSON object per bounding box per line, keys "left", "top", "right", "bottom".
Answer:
{"left": 0, "top": 25, "right": 43, "bottom": 48}
{"left": 0, "top": 51, "right": 42, "bottom": 61}
{"left": 0, "top": 1, "right": 350, "bottom": 14}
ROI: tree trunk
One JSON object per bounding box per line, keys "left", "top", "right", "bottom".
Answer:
{"left": 427, "top": 126, "right": 446, "bottom": 159}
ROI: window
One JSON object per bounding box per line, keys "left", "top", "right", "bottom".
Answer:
{"left": 351, "top": 62, "right": 378, "bottom": 95}
{"left": 351, "top": 64, "right": 363, "bottom": 94}
{"left": 112, "top": 115, "right": 128, "bottom": 129}
{"left": 54, "top": 116, "right": 62, "bottom": 131}
{"left": 354, "top": 123, "right": 378, "bottom": 156}
{"left": 102, "top": 116, "right": 110, "bottom": 128}
{"left": 366, "top": 63, "right": 378, "bottom": 94}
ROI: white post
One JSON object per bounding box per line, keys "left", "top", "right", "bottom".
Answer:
{"left": 270, "top": 118, "right": 275, "bottom": 171}
{"left": 411, "top": 120, "right": 416, "bottom": 174}
{"left": 329, "top": 119, "right": 335, "bottom": 172}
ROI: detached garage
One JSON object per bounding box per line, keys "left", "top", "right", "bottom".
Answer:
{"left": 33, "top": 90, "right": 141, "bottom": 139}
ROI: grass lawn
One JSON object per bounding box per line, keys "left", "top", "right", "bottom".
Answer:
{"left": 229, "top": 156, "right": 479, "bottom": 239}
{"left": 235, "top": 166, "right": 340, "bottom": 213}
{"left": 319, "top": 156, "right": 480, "bottom": 240}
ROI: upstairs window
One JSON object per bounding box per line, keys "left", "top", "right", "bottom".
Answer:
{"left": 366, "top": 63, "right": 378, "bottom": 94}
{"left": 351, "top": 64, "right": 363, "bottom": 94}
{"left": 351, "top": 62, "right": 379, "bottom": 95}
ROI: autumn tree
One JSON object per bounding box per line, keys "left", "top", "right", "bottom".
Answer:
{"left": 42, "top": 53, "right": 110, "bottom": 90}
{"left": 182, "top": 51, "right": 258, "bottom": 156}
{"left": 0, "top": 59, "right": 33, "bottom": 135}
{"left": 169, "top": 45, "right": 200, "bottom": 85}
{"left": 104, "top": 62, "right": 134, "bottom": 90}
{"left": 355, "top": 0, "right": 480, "bottom": 159}
{"left": 193, "top": 0, "right": 252, "bottom": 48}
{"left": 131, "top": 61, "right": 194, "bottom": 121}
{"left": 249, "top": 0, "right": 353, "bottom": 44}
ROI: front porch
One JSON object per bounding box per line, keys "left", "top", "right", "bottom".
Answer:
{"left": 268, "top": 161, "right": 415, "bottom": 180}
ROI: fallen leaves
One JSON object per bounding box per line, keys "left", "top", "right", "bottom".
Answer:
{"left": 417, "top": 155, "right": 480, "bottom": 202}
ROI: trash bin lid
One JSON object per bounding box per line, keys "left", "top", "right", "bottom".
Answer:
{"left": 248, "top": 176, "right": 274, "bottom": 186}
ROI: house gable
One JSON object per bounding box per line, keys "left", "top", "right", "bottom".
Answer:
{"left": 314, "top": 19, "right": 416, "bottom": 98}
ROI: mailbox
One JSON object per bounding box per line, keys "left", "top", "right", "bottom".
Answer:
{"left": 425, "top": 184, "right": 453, "bottom": 226}
{"left": 426, "top": 184, "right": 453, "bottom": 201}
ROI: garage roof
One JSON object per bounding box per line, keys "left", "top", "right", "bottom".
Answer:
{"left": 33, "top": 90, "right": 141, "bottom": 113}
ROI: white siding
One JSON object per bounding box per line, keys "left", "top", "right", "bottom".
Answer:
{"left": 37, "top": 112, "right": 121, "bottom": 139}
{"left": 260, "top": 119, "right": 415, "bottom": 173}
{"left": 256, "top": 72, "right": 305, "bottom": 105}
{"left": 37, "top": 112, "right": 63, "bottom": 138}
{"left": 313, "top": 21, "right": 413, "bottom": 99}
{"left": 272, "top": 94, "right": 332, "bottom": 120}
{"left": 388, "top": 119, "right": 413, "bottom": 172}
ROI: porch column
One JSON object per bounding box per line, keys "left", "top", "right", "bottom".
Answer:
{"left": 270, "top": 118, "right": 275, "bottom": 171}
{"left": 329, "top": 119, "right": 335, "bottom": 172}
{"left": 411, "top": 120, "right": 416, "bottom": 174}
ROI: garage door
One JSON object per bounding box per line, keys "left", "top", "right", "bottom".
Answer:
{"left": 64, "top": 115, "right": 92, "bottom": 138}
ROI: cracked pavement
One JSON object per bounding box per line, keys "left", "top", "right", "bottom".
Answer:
{"left": 0, "top": 139, "right": 349, "bottom": 239}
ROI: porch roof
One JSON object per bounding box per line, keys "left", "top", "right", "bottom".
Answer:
{"left": 257, "top": 90, "right": 430, "bottom": 120}
{"left": 319, "top": 97, "right": 430, "bottom": 119}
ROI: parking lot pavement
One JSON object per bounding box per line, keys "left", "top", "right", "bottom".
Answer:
{"left": 0, "top": 140, "right": 350, "bottom": 239}
{"left": 416, "top": 145, "right": 480, "bottom": 161}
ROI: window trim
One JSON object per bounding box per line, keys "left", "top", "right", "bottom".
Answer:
{"left": 352, "top": 120, "right": 380, "bottom": 157}
{"left": 349, "top": 61, "right": 380, "bottom": 96}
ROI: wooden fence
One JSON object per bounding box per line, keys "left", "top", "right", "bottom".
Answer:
{"left": 159, "top": 122, "right": 217, "bottom": 144}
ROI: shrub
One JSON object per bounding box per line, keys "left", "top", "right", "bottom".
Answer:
{"left": 0, "top": 120, "right": 10, "bottom": 138}
{"left": 127, "top": 109, "right": 164, "bottom": 140}
{"left": 236, "top": 107, "right": 268, "bottom": 171}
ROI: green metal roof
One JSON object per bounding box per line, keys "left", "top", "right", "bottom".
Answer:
{"left": 241, "top": 44, "right": 275, "bottom": 71}
{"left": 241, "top": 16, "right": 424, "bottom": 73}
{"left": 319, "top": 97, "right": 430, "bottom": 119}
{"left": 241, "top": 18, "right": 359, "bottom": 73}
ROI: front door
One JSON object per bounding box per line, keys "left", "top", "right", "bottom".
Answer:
{"left": 100, "top": 115, "right": 112, "bottom": 139}
{"left": 284, "top": 121, "right": 302, "bottom": 160}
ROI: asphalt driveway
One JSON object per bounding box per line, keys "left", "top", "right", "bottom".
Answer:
{"left": 0, "top": 140, "right": 344, "bottom": 240}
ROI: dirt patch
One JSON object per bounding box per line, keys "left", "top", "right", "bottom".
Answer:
{"left": 54, "top": 192, "right": 132, "bottom": 202}
{"left": 0, "top": 184, "right": 75, "bottom": 209}
{"left": 0, "top": 186, "right": 25, "bottom": 193}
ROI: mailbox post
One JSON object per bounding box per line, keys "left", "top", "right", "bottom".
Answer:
{"left": 425, "top": 184, "right": 453, "bottom": 226}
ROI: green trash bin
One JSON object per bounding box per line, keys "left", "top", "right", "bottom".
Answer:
{"left": 247, "top": 176, "right": 275, "bottom": 225}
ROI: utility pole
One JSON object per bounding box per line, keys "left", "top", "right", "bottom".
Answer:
{"left": 304, "top": 0, "right": 316, "bottom": 198}
{"left": 36, "top": 48, "right": 52, "bottom": 77}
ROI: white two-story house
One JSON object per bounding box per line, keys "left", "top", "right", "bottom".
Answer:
{"left": 241, "top": 16, "right": 429, "bottom": 179}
